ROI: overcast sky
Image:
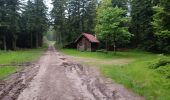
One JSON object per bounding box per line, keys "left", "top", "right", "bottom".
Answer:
{"left": 44, "top": 0, "right": 53, "bottom": 12}
{"left": 21, "top": 0, "right": 53, "bottom": 12}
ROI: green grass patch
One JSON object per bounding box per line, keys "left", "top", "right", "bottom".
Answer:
{"left": 0, "top": 66, "right": 17, "bottom": 79}
{"left": 0, "top": 48, "right": 45, "bottom": 65}
{"left": 61, "top": 49, "right": 154, "bottom": 59}
{"left": 0, "top": 46, "right": 46, "bottom": 79}
{"left": 62, "top": 49, "right": 170, "bottom": 100}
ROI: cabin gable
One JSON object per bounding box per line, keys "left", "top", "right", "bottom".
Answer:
{"left": 75, "top": 33, "right": 99, "bottom": 52}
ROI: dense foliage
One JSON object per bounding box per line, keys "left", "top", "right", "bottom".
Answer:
{"left": 130, "top": 0, "right": 170, "bottom": 53}
{"left": 0, "top": 0, "right": 48, "bottom": 50}
{"left": 51, "top": 0, "right": 97, "bottom": 45}
{"left": 95, "top": 0, "right": 132, "bottom": 51}
{"left": 152, "top": 0, "right": 170, "bottom": 53}
{"left": 0, "top": 0, "right": 169, "bottom": 53}
{"left": 130, "top": 0, "right": 155, "bottom": 50}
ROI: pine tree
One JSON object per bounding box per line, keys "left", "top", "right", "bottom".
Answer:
{"left": 21, "top": 0, "right": 36, "bottom": 48}
{"left": 130, "top": 0, "right": 155, "bottom": 51}
{"left": 5, "top": 0, "right": 20, "bottom": 50}
{"left": 34, "top": 0, "right": 48, "bottom": 47}
{"left": 112, "top": 0, "right": 128, "bottom": 10}
{"left": 21, "top": 0, "right": 48, "bottom": 48}
{"left": 51, "top": 0, "right": 97, "bottom": 44}
{"left": 152, "top": 0, "right": 170, "bottom": 53}
{"left": 0, "top": 0, "right": 7, "bottom": 50}
{"left": 51, "top": 0, "right": 66, "bottom": 45}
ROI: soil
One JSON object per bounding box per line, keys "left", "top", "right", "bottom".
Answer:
{"left": 67, "top": 56, "right": 133, "bottom": 66}
{"left": 0, "top": 45, "right": 145, "bottom": 100}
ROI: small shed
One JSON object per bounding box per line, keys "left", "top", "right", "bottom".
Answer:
{"left": 75, "top": 33, "right": 100, "bottom": 52}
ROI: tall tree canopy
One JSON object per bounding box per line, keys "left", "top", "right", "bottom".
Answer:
{"left": 95, "top": 0, "right": 132, "bottom": 52}
{"left": 51, "top": 0, "right": 66, "bottom": 45}
{"left": 0, "top": 0, "right": 169, "bottom": 54}
{"left": 0, "top": 0, "right": 48, "bottom": 50}
{"left": 0, "top": 0, "right": 20, "bottom": 50}
{"left": 130, "top": 0, "right": 155, "bottom": 51}
{"left": 152, "top": 0, "right": 170, "bottom": 53}
{"left": 112, "top": 0, "right": 128, "bottom": 10}
{"left": 51, "top": 0, "right": 97, "bottom": 45}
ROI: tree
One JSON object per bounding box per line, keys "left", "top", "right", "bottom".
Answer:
{"left": 0, "top": 0, "right": 7, "bottom": 50}
{"left": 0, "top": 0, "right": 48, "bottom": 50}
{"left": 83, "top": 0, "right": 97, "bottom": 33}
{"left": 51, "top": 0, "right": 66, "bottom": 46}
{"left": 34, "top": 0, "right": 48, "bottom": 47}
{"left": 21, "top": 0, "right": 35, "bottom": 48}
{"left": 5, "top": 0, "right": 20, "bottom": 50}
{"left": 152, "top": 0, "right": 170, "bottom": 53}
{"left": 20, "top": 0, "right": 48, "bottom": 48}
{"left": 130, "top": 0, "right": 155, "bottom": 51}
{"left": 51, "top": 0, "right": 97, "bottom": 45}
{"left": 112, "top": 0, "right": 128, "bottom": 10}
{"left": 95, "top": 0, "right": 132, "bottom": 53}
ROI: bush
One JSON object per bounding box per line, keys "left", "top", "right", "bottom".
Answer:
{"left": 149, "top": 57, "right": 170, "bottom": 69}
{"left": 149, "top": 56, "right": 170, "bottom": 79}
{"left": 157, "top": 64, "right": 170, "bottom": 79}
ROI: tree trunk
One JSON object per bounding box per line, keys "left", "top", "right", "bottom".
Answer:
{"left": 36, "top": 33, "right": 38, "bottom": 48}
{"left": 3, "top": 36, "right": 7, "bottom": 51}
{"left": 12, "top": 35, "right": 17, "bottom": 50}
{"left": 39, "top": 33, "right": 43, "bottom": 47}
{"left": 59, "top": 32, "right": 62, "bottom": 46}
{"left": 30, "top": 32, "right": 33, "bottom": 48}
{"left": 113, "top": 41, "right": 116, "bottom": 55}
{"left": 105, "top": 39, "right": 108, "bottom": 51}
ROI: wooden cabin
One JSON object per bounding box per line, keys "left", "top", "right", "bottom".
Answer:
{"left": 75, "top": 33, "right": 100, "bottom": 52}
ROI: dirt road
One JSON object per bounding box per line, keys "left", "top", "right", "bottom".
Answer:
{"left": 2, "top": 45, "right": 144, "bottom": 100}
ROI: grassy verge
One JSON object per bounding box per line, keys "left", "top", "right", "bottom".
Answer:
{"left": 0, "top": 66, "right": 17, "bottom": 79}
{"left": 0, "top": 48, "right": 45, "bottom": 65}
{"left": 61, "top": 49, "right": 170, "bottom": 100}
{"left": 0, "top": 46, "right": 46, "bottom": 79}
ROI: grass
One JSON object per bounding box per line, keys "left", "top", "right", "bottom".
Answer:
{"left": 61, "top": 49, "right": 154, "bottom": 59}
{"left": 61, "top": 49, "right": 170, "bottom": 100}
{"left": 0, "top": 46, "right": 46, "bottom": 80}
{"left": 0, "top": 48, "right": 45, "bottom": 65}
{"left": 0, "top": 66, "right": 17, "bottom": 79}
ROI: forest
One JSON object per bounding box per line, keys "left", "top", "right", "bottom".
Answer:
{"left": 0, "top": 0, "right": 170, "bottom": 53}
{"left": 0, "top": 0, "right": 170, "bottom": 100}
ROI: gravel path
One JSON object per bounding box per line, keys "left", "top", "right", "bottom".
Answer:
{"left": 16, "top": 45, "right": 144, "bottom": 100}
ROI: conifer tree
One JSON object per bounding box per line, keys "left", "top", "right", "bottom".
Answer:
{"left": 152, "top": 0, "right": 170, "bottom": 53}
{"left": 130, "top": 0, "right": 155, "bottom": 51}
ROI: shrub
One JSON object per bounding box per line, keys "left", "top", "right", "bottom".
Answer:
{"left": 157, "top": 64, "right": 170, "bottom": 79}
{"left": 149, "top": 57, "right": 170, "bottom": 69}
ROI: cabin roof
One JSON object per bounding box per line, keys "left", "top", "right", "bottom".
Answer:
{"left": 75, "top": 33, "right": 100, "bottom": 43}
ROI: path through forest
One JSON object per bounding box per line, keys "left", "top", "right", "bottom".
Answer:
{"left": 1, "top": 44, "right": 144, "bottom": 100}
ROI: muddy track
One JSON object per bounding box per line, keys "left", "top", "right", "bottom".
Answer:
{"left": 0, "top": 45, "right": 144, "bottom": 100}
{"left": 0, "top": 64, "right": 39, "bottom": 100}
{"left": 62, "top": 61, "right": 143, "bottom": 100}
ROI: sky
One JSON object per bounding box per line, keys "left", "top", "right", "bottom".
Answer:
{"left": 44, "top": 0, "right": 53, "bottom": 12}
{"left": 21, "top": 0, "right": 53, "bottom": 12}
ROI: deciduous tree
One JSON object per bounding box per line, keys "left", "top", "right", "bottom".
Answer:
{"left": 95, "top": 0, "right": 132, "bottom": 53}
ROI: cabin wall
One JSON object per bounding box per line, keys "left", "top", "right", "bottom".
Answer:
{"left": 77, "top": 37, "right": 91, "bottom": 51}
